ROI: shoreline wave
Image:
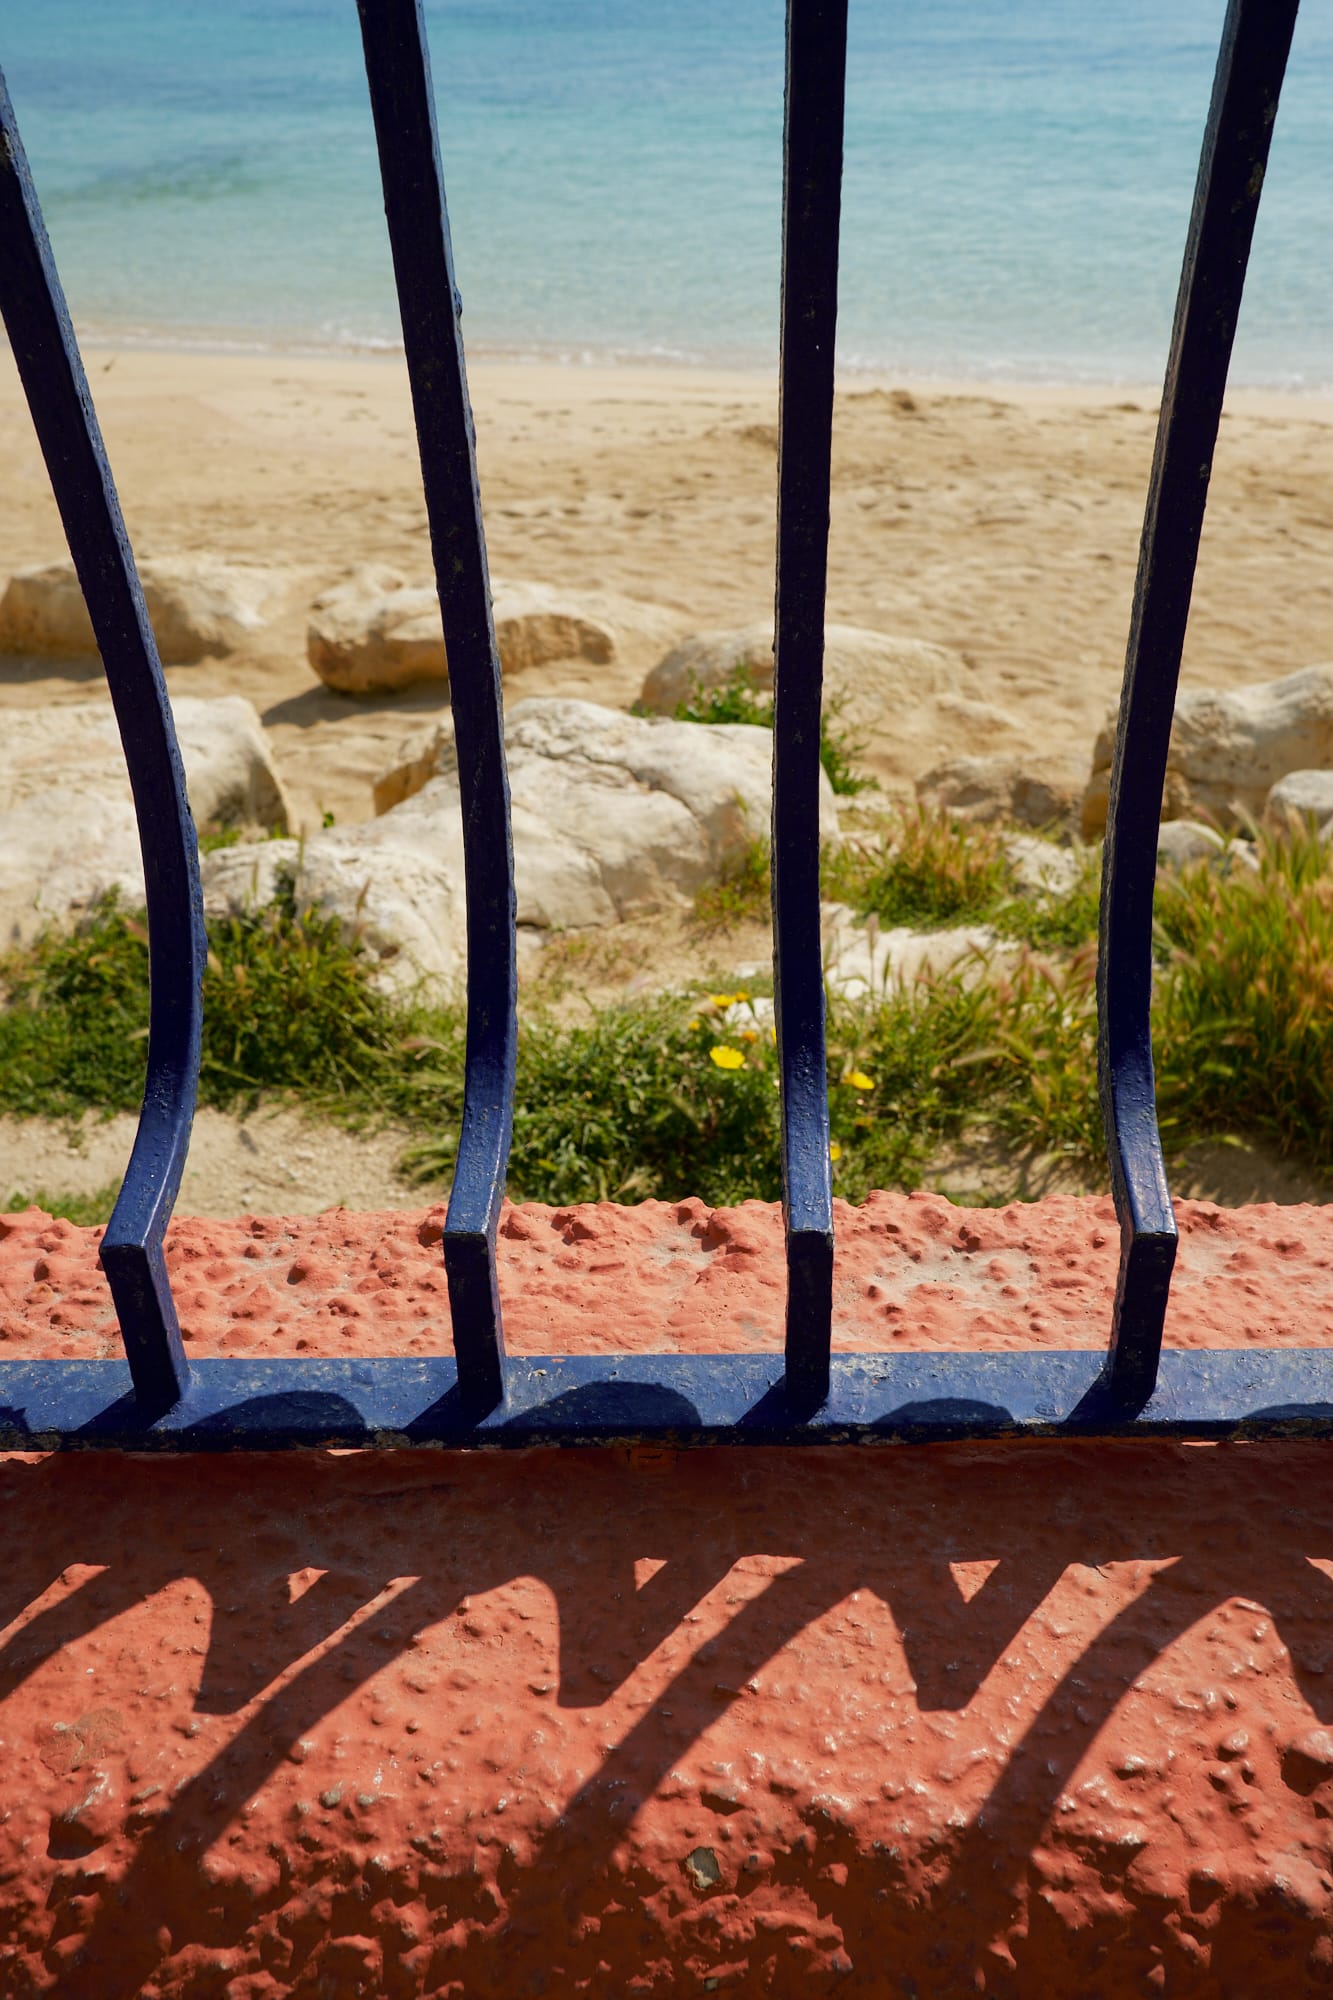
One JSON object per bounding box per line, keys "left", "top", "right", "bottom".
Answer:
{"left": 30, "top": 317, "right": 1332, "bottom": 403}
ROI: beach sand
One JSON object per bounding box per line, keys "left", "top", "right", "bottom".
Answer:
{"left": 1, "top": 345, "right": 1331, "bottom": 1211}
{"left": 3, "top": 346, "right": 1333, "bottom": 833}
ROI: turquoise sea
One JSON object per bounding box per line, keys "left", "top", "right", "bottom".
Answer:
{"left": 2, "top": 0, "right": 1331, "bottom": 385}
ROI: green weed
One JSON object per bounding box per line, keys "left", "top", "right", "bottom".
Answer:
{"left": 1152, "top": 820, "right": 1333, "bottom": 1171}
{"left": 403, "top": 992, "right": 784, "bottom": 1206}
{"left": 2, "top": 1181, "right": 121, "bottom": 1228}
{"left": 825, "top": 807, "right": 1012, "bottom": 928}
{"left": 667, "top": 662, "right": 875, "bottom": 796}
{"left": 0, "top": 895, "right": 416, "bottom": 1121}
{"left": 1, "top": 817, "right": 1327, "bottom": 1204}
{"left": 692, "top": 836, "right": 771, "bottom": 932}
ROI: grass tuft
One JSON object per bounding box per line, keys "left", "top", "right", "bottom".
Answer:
{"left": 0, "top": 817, "right": 1327, "bottom": 1205}
{"left": 0, "top": 894, "right": 416, "bottom": 1121}
{"left": 691, "top": 837, "right": 771, "bottom": 933}
{"left": 2, "top": 1182, "right": 121, "bottom": 1228}
{"left": 827, "top": 807, "right": 1101, "bottom": 952}
{"left": 666, "top": 662, "right": 876, "bottom": 796}
{"left": 1153, "top": 820, "right": 1333, "bottom": 1171}
{"left": 826, "top": 807, "right": 1011, "bottom": 928}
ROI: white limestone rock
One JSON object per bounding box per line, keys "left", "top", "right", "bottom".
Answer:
{"left": 1155, "top": 819, "right": 1258, "bottom": 873}
{"left": 1265, "top": 768, "right": 1333, "bottom": 831}
{"left": 1083, "top": 664, "right": 1333, "bottom": 837}
{"left": 0, "top": 695, "right": 288, "bottom": 832}
{"left": 820, "top": 902, "right": 1003, "bottom": 1002}
{"left": 636, "top": 620, "right": 986, "bottom": 791}
{"left": 307, "top": 575, "right": 617, "bottom": 695}
{"left": 1002, "top": 833, "right": 1085, "bottom": 899}
{"left": 1156, "top": 819, "right": 1226, "bottom": 868}
{"left": 210, "top": 698, "right": 838, "bottom": 995}
{"left": 372, "top": 715, "right": 456, "bottom": 816}
{"left": 0, "top": 789, "right": 148, "bottom": 952}
{"left": 306, "top": 578, "right": 447, "bottom": 695}
{"left": 173, "top": 695, "right": 291, "bottom": 833}
{"left": 0, "top": 557, "right": 288, "bottom": 663}
{"left": 203, "top": 814, "right": 467, "bottom": 995}
{"left": 0, "top": 695, "right": 290, "bottom": 948}
{"left": 494, "top": 582, "right": 617, "bottom": 675}
{"left": 917, "top": 754, "right": 1074, "bottom": 829}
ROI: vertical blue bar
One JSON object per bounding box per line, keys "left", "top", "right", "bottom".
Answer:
{"left": 356, "top": 0, "right": 515, "bottom": 1412}
{"left": 0, "top": 68, "right": 202, "bottom": 1417}
{"left": 1098, "top": 0, "right": 1299, "bottom": 1408}
{"left": 772, "top": 0, "right": 847, "bottom": 1412}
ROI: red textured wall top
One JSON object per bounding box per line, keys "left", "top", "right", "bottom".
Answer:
{"left": 2, "top": 1193, "right": 1333, "bottom": 1999}
{"left": 1, "top": 1188, "right": 1328, "bottom": 1359}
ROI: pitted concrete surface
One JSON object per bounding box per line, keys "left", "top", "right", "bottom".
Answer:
{"left": 1, "top": 1195, "right": 1332, "bottom": 1996}
{"left": 2, "top": 1190, "right": 1332, "bottom": 1358}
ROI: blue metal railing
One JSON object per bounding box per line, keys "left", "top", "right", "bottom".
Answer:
{"left": 1097, "top": 0, "right": 1301, "bottom": 1408}
{"left": 358, "top": 0, "right": 517, "bottom": 1415}
{"left": 0, "top": 0, "right": 1318, "bottom": 1450}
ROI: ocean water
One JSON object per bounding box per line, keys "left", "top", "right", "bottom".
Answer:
{"left": 2, "top": 0, "right": 1331, "bottom": 385}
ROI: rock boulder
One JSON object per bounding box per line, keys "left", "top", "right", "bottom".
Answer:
{"left": 820, "top": 902, "right": 1004, "bottom": 1001}
{"left": 209, "top": 698, "right": 837, "bottom": 993}
{"left": 637, "top": 621, "right": 998, "bottom": 791}
{"left": 203, "top": 819, "right": 467, "bottom": 995}
{"left": 0, "top": 557, "right": 287, "bottom": 663}
{"left": 916, "top": 754, "right": 1074, "bottom": 829}
{"left": 307, "top": 574, "right": 617, "bottom": 695}
{"left": 1154, "top": 819, "right": 1258, "bottom": 874}
{"left": 0, "top": 695, "right": 290, "bottom": 948}
{"left": 372, "top": 716, "right": 456, "bottom": 816}
{"left": 1265, "top": 768, "right": 1333, "bottom": 831}
{"left": 1082, "top": 664, "right": 1333, "bottom": 837}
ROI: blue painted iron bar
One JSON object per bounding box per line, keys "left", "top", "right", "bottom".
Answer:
{"left": 0, "top": 70, "right": 203, "bottom": 1418}
{"left": 1097, "top": 0, "right": 1299, "bottom": 1413}
{"left": 3, "top": 1349, "right": 1333, "bottom": 1451}
{"left": 356, "top": 0, "right": 516, "bottom": 1414}
{"left": 772, "top": 0, "right": 848, "bottom": 1413}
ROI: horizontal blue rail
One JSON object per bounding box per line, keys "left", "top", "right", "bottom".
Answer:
{"left": 0, "top": 1351, "right": 1331, "bottom": 1451}
{"left": 0, "top": 0, "right": 1318, "bottom": 1448}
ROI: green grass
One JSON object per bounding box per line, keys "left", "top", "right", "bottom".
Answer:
{"left": 1152, "top": 820, "right": 1333, "bottom": 1171}
{"left": 825, "top": 808, "right": 1012, "bottom": 928}
{"left": 2, "top": 1182, "right": 120, "bottom": 1228}
{"left": 0, "top": 894, "right": 415, "bottom": 1121}
{"left": 406, "top": 996, "right": 785, "bottom": 1206}
{"left": 690, "top": 810, "right": 1101, "bottom": 949}
{"left": 993, "top": 856, "right": 1101, "bottom": 952}
{"left": 665, "top": 662, "right": 876, "bottom": 797}
{"left": 824, "top": 806, "right": 1101, "bottom": 950}
{"left": 1, "top": 817, "right": 1328, "bottom": 1206}
{"left": 403, "top": 982, "right": 1031, "bottom": 1204}
{"left": 691, "top": 836, "right": 772, "bottom": 932}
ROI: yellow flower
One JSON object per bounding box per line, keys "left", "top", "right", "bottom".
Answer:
{"left": 687, "top": 1018, "right": 701, "bottom": 1031}
{"left": 708, "top": 992, "right": 737, "bottom": 1008}
{"left": 740, "top": 1028, "right": 758, "bottom": 1043}
{"left": 710, "top": 1045, "right": 746, "bottom": 1070}
{"left": 845, "top": 1070, "right": 875, "bottom": 1091}
{"left": 829, "top": 1141, "right": 843, "bottom": 1161}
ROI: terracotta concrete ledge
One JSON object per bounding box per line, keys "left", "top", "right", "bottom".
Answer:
{"left": 2, "top": 1193, "right": 1333, "bottom": 1997}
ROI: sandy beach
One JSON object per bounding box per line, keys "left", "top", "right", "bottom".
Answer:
{"left": 2, "top": 344, "right": 1332, "bottom": 1213}
{"left": 3, "top": 345, "right": 1333, "bottom": 835}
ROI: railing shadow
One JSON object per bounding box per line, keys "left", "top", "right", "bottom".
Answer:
{"left": 3, "top": 1439, "right": 1332, "bottom": 1993}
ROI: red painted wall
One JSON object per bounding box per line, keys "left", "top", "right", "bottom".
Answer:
{"left": 2, "top": 1194, "right": 1333, "bottom": 1997}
